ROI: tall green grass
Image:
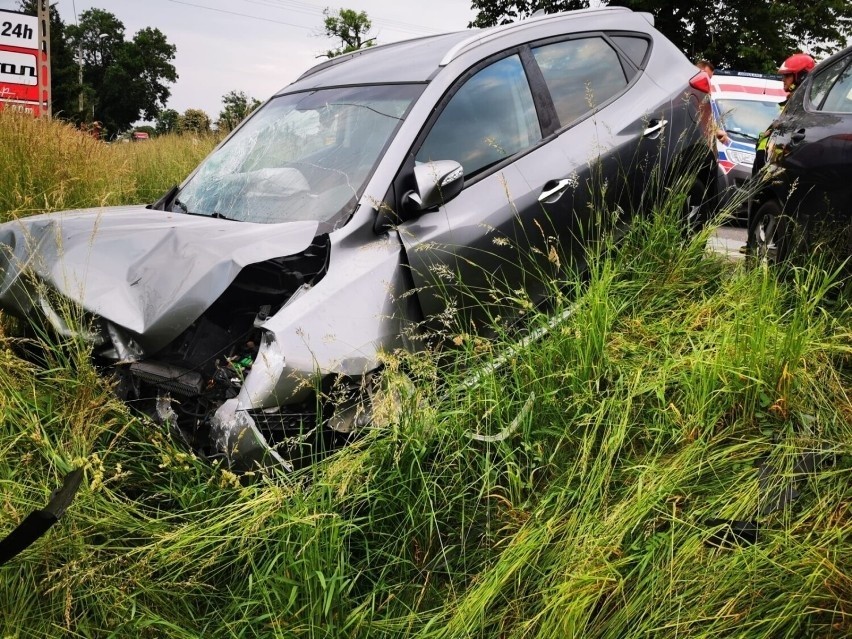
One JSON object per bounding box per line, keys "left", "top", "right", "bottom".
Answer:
{"left": 0, "top": 114, "right": 849, "bottom": 637}
{"left": 0, "top": 111, "right": 217, "bottom": 220}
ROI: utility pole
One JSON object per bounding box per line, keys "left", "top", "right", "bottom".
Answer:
{"left": 77, "top": 46, "right": 83, "bottom": 114}
{"left": 37, "top": 0, "right": 51, "bottom": 118}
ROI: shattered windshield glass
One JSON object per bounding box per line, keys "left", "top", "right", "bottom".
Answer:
{"left": 174, "top": 84, "right": 423, "bottom": 226}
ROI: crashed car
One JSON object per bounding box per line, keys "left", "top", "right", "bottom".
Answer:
{"left": 0, "top": 8, "right": 713, "bottom": 469}
{"left": 749, "top": 45, "right": 852, "bottom": 263}
{"left": 710, "top": 71, "right": 785, "bottom": 215}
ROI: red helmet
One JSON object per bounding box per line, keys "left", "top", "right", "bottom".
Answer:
{"left": 778, "top": 53, "right": 815, "bottom": 76}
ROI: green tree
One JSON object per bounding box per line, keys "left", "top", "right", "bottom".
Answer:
{"left": 17, "top": 0, "right": 79, "bottom": 118}
{"left": 155, "top": 108, "right": 179, "bottom": 134}
{"left": 217, "top": 90, "right": 262, "bottom": 132}
{"left": 469, "top": 1, "right": 852, "bottom": 71}
{"left": 65, "top": 9, "right": 177, "bottom": 135}
{"left": 469, "top": 0, "right": 588, "bottom": 27}
{"left": 613, "top": 0, "right": 852, "bottom": 71}
{"left": 321, "top": 7, "right": 375, "bottom": 58}
{"left": 179, "top": 108, "right": 211, "bottom": 134}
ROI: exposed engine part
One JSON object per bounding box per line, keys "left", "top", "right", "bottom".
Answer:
{"left": 103, "top": 236, "right": 331, "bottom": 454}
{"left": 129, "top": 362, "right": 205, "bottom": 397}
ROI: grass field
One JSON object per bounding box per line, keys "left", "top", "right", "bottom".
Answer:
{"left": 0, "top": 111, "right": 217, "bottom": 221}
{"left": 0, "top": 112, "right": 849, "bottom": 638}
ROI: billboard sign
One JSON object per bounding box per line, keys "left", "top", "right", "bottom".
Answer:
{"left": 0, "top": 9, "right": 47, "bottom": 117}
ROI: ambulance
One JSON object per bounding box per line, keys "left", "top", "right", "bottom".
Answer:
{"left": 710, "top": 71, "right": 785, "bottom": 216}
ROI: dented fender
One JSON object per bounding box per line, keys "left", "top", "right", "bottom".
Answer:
{"left": 210, "top": 229, "right": 419, "bottom": 464}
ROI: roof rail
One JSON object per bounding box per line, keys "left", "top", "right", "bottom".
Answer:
{"left": 296, "top": 34, "right": 441, "bottom": 82}
{"left": 439, "top": 6, "right": 631, "bottom": 67}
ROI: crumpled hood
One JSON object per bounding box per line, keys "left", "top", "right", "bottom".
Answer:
{"left": 0, "top": 205, "right": 319, "bottom": 352}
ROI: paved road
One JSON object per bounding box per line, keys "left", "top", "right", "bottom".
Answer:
{"left": 708, "top": 225, "right": 747, "bottom": 261}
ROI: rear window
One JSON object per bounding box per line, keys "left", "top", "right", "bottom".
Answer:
{"left": 610, "top": 35, "right": 650, "bottom": 68}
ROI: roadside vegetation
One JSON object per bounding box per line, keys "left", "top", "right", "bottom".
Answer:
{"left": 0, "top": 111, "right": 849, "bottom": 638}
{"left": 0, "top": 111, "right": 217, "bottom": 221}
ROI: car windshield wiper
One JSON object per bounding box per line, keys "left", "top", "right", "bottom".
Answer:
{"left": 730, "top": 130, "right": 760, "bottom": 142}
{"left": 172, "top": 199, "right": 235, "bottom": 221}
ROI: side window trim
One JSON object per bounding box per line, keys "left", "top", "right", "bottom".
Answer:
{"left": 519, "top": 45, "right": 560, "bottom": 137}
{"left": 401, "top": 30, "right": 651, "bottom": 195}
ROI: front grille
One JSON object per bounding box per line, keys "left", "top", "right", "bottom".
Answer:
{"left": 247, "top": 407, "right": 318, "bottom": 445}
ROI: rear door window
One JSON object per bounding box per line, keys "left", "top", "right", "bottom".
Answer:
{"left": 610, "top": 35, "right": 650, "bottom": 68}
{"left": 531, "top": 37, "right": 628, "bottom": 127}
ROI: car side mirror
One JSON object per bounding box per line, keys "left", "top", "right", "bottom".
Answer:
{"left": 402, "top": 160, "right": 464, "bottom": 215}
{"left": 374, "top": 160, "right": 464, "bottom": 234}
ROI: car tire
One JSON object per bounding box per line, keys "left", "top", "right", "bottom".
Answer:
{"left": 750, "top": 199, "right": 789, "bottom": 265}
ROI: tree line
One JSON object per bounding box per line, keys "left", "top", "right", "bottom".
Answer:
{"left": 24, "top": 2, "right": 837, "bottom": 138}
{"left": 16, "top": 1, "right": 263, "bottom": 137}
{"left": 469, "top": 1, "right": 852, "bottom": 72}
{"left": 18, "top": 1, "right": 176, "bottom": 135}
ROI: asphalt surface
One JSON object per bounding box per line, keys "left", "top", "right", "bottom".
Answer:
{"left": 708, "top": 225, "right": 748, "bottom": 261}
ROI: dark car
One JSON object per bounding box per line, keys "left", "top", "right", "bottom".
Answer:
{"left": 748, "top": 46, "right": 852, "bottom": 264}
{"left": 0, "top": 8, "right": 714, "bottom": 469}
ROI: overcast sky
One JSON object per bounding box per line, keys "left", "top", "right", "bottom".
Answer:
{"left": 0, "top": 0, "right": 477, "bottom": 118}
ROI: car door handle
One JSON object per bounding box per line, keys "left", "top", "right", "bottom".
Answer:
{"left": 538, "top": 178, "right": 572, "bottom": 203}
{"left": 790, "top": 129, "right": 806, "bottom": 144}
{"left": 643, "top": 119, "right": 668, "bottom": 137}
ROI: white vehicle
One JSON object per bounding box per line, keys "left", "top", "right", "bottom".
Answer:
{"left": 710, "top": 71, "right": 785, "bottom": 215}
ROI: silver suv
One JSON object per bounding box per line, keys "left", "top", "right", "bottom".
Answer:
{"left": 0, "top": 8, "right": 713, "bottom": 469}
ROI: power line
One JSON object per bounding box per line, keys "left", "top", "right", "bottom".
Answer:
{"left": 242, "top": 0, "right": 442, "bottom": 36}
{"left": 163, "top": 0, "right": 316, "bottom": 31}
{"left": 162, "top": 0, "right": 441, "bottom": 39}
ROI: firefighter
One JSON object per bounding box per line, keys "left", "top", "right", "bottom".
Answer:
{"left": 744, "top": 53, "right": 815, "bottom": 254}
{"left": 752, "top": 53, "right": 816, "bottom": 176}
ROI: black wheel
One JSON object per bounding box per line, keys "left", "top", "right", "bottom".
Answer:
{"left": 749, "top": 200, "right": 789, "bottom": 264}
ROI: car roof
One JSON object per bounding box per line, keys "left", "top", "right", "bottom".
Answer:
{"left": 288, "top": 31, "right": 472, "bottom": 89}
{"left": 711, "top": 74, "right": 786, "bottom": 102}
{"left": 280, "top": 7, "right": 646, "bottom": 93}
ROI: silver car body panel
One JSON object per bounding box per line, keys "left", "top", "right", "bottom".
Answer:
{"left": 0, "top": 206, "right": 319, "bottom": 351}
{"left": 0, "top": 8, "right": 711, "bottom": 468}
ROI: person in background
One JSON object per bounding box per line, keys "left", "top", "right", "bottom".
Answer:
{"left": 752, "top": 53, "right": 816, "bottom": 175}
{"left": 777, "top": 53, "right": 816, "bottom": 99}
{"left": 744, "top": 52, "right": 816, "bottom": 253}
{"left": 696, "top": 59, "right": 715, "bottom": 77}
{"left": 696, "top": 59, "right": 731, "bottom": 144}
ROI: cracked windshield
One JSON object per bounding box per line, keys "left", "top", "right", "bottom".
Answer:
{"left": 174, "top": 84, "right": 422, "bottom": 225}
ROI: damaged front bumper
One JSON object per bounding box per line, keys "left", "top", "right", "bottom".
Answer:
{"left": 0, "top": 206, "right": 418, "bottom": 470}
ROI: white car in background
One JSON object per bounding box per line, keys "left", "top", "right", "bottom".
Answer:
{"left": 711, "top": 71, "right": 785, "bottom": 216}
